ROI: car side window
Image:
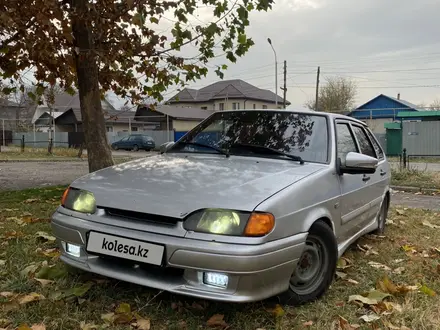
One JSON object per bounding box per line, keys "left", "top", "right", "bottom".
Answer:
{"left": 128, "top": 136, "right": 138, "bottom": 141}
{"left": 365, "top": 129, "right": 384, "bottom": 160}
{"left": 120, "top": 137, "right": 128, "bottom": 142}
{"left": 351, "top": 125, "right": 376, "bottom": 158}
{"left": 336, "top": 123, "right": 358, "bottom": 162}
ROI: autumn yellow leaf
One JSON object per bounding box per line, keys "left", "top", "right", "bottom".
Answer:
{"left": 206, "top": 314, "right": 228, "bottom": 328}
{"left": 34, "top": 278, "right": 55, "bottom": 287}
{"left": 18, "top": 292, "right": 46, "bottom": 305}
{"left": 134, "top": 318, "right": 151, "bottom": 330}
{"left": 266, "top": 304, "right": 285, "bottom": 317}
{"left": 419, "top": 284, "right": 436, "bottom": 296}
{"left": 31, "top": 324, "right": 46, "bottom": 330}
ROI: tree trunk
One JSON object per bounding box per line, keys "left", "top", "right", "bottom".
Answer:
{"left": 71, "top": 0, "right": 114, "bottom": 173}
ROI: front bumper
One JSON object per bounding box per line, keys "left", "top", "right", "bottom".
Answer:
{"left": 51, "top": 210, "right": 306, "bottom": 303}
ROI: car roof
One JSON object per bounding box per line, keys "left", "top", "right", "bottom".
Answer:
{"left": 217, "top": 109, "right": 367, "bottom": 127}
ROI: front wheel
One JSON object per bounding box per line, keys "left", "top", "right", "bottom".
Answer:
{"left": 278, "top": 220, "right": 337, "bottom": 306}
{"left": 133, "top": 145, "right": 139, "bottom": 151}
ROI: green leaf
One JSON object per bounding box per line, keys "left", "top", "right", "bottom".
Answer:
{"left": 149, "top": 17, "right": 159, "bottom": 24}
{"left": 221, "top": 64, "right": 228, "bottom": 70}
{"left": 35, "top": 265, "right": 68, "bottom": 280}
{"left": 116, "top": 302, "right": 131, "bottom": 314}
{"left": 237, "top": 34, "right": 247, "bottom": 44}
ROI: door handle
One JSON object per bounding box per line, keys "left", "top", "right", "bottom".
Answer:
{"left": 380, "top": 170, "right": 387, "bottom": 176}
{"left": 362, "top": 175, "right": 371, "bottom": 182}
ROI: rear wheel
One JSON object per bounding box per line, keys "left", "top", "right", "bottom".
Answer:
{"left": 133, "top": 145, "right": 139, "bottom": 151}
{"left": 278, "top": 221, "right": 337, "bottom": 306}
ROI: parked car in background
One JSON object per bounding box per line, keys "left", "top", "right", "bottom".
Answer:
{"left": 111, "top": 134, "right": 155, "bottom": 151}
{"left": 52, "top": 109, "right": 390, "bottom": 305}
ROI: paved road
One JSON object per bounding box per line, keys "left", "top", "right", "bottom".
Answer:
{"left": 391, "top": 191, "right": 440, "bottom": 210}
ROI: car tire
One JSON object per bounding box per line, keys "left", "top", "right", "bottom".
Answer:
{"left": 133, "top": 145, "right": 139, "bottom": 151}
{"left": 373, "top": 195, "right": 389, "bottom": 235}
{"left": 278, "top": 220, "right": 338, "bottom": 306}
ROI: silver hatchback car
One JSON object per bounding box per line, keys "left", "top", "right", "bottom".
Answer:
{"left": 51, "top": 109, "right": 390, "bottom": 305}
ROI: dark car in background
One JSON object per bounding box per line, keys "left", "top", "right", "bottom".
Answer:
{"left": 111, "top": 134, "right": 156, "bottom": 151}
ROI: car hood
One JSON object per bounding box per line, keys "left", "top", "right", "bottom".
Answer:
{"left": 71, "top": 154, "right": 326, "bottom": 218}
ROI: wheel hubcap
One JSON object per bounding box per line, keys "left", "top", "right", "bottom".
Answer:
{"left": 290, "top": 235, "right": 328, "bottom": 295}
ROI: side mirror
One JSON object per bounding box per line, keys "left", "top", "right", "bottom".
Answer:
{"left": 159, "top": 141, "right": 175, "bottom": 154}
{"left": 338, "top": 152, "right": 378, "bottom": 175}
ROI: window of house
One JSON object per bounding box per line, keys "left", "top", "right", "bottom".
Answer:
{"left": 106, "top": 126, "right": 113, "bottom": 132}
{"left": 232, "top": 102, "right": 240, "bottom": 110}
{"left": 253, "top": 104, "right": 256, "bottom": 109}
{"left": 262, "top": 105, "right": 268, "bottom": 109}
{"left": 219, "top": 103, "right": 225, "bottom": 111}
{"left": 201, "top": 106, "right": 208, "bottom": 110}
{"left": 351, "top": 125, "right": 376, "bottom": 158}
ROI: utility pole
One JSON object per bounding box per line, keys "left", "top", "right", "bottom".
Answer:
{"left": 315, "top": 66, "right": 320, "bottom": 111}
{"left": 281, "top": 60, "right": 287, "bottom": 109}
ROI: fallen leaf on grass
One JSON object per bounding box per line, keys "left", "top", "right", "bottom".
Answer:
{"left": 24, "top": 198, "right": 39, "bottom": 203}
{"left": 34, "top": 278, "right": 55, "bottom": 287}
{"left": 345, "top": 278, "right": 359, "bottom": 285}
{"left": 266, "top": 304, "right": 285, "bottom": 317}
{"left": 422, "top": 220, "right": 440, "bottom": 229}
{"left": 0, "top": 319, "right": 11, "bottom": 328}
{"left": 336, "top": 316, "right": 360, "bottom": 329}
{"left": 303, "top": 320, "right": 313, "bottom": 326}
{"left": 30, "top": 324, "right": 46, "bottom": 330}
{"left": 49, "top": 281, "right": 93, "bottom": 301}
{"left": 206, "top": 314, "right": 228, "bottom": 328}
{"left": 79, "top": 322, "right": 99, "bottom": 330}
{"left": 18, "top": 292, "right": 45, "bottom": 305}
{"left": 349, "top": 290, "right": 391, "bottom": 305}
{"left": 36, "top": 247, "right": 61, "bottom": 259}
{"left": 21, "top": 263, "right": 42, "bottom": 277}
{"left": 402, "top": 245, "right": 417, "bottom": 253}
{"left": 35, "top": 264, "right": 67, "bottom": 280}
{"left": 3, "top": 230, "right": 25, "bottom": 240}
{"left": 0, "top": 292, "right": 14, "bottom": 298}
{"left": 337, "top": 257, "right": 353, "bottom": 270}
{"left": 0, "top": 260, "right": 5, "bottom": 266}
{"left": 35, "top": 231, "right": 56, "bottom": 242}
{"left": 393, "top": 259, "right": 405, "bottom": 264}
{"left": 419, "top": 284, "right": 436, "bottom": 296}
{"left": 393, "top": 267, "right": 405, "bottom": 274}
{"left": 6, "top": 216, "right": 25, "bottom": 226}
{"left": 336, "top": 271, "right": 347, "bottom": 279}
{"left": 133, "top": 318, "right": 151, "bottom": 330}
{"left": 359, "top": 314, "right": 381, "bottom": 323}
{"left": 377, "top": 276, "right": 417, "bottom": 295}
{"left": 396, "top": 209, "right": 405, "bottom": 215}
{"left": 368, "top": 261, "right": 391, "bottom": 271}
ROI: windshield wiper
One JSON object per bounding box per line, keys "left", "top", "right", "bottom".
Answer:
{"left": 229, "top": 143, "right": 304, "bottom": 164}
{"left": 177, "top": 141, "right": 230, "bottom": 157}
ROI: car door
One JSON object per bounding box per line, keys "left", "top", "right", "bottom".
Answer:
{"left": 350, "top": 124, "right": 383, "bottom": 222}
{"left": 118, "top": 137, "right": 129, "bottom": 149}
{"left": 335, "top": 121, "right": 372, "bottom": 240}
{"left": 364, "top": 127, "right": 390, "bottom": 216}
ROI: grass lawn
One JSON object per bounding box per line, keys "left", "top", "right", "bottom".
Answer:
{"left": 1, "top": 187, "right": 440, "bottom": 329}
{"left": 0, "top": 147, "right": 82, "bottom": 160}
{"left": 0, "top": 147, "right": 134, "bottom": 164}
{"left": 388, "top": 157, "right": 440, "bottom": 164}
{"left": 391, "top": 168, "right": 440, "bottom": 190}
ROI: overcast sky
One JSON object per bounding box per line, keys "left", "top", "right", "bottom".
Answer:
{"left": 107, "top": 0, "right": 440, "bottom": 110}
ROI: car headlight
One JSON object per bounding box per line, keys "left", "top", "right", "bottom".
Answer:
{"left": 61, "top": 187, "right": 96, "bottom": 214}
{"left": 183, "top": 209, "right": 275, "bottom": 237}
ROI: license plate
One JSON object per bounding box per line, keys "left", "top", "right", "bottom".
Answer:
{"left": 86, "top": 232, "right": 164, "bottom": 266}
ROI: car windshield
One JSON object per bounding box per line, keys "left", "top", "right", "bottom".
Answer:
{"left": 170, "top": 111, "right": 329, "bottom": 163}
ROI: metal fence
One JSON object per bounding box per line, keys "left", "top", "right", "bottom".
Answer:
{"left": 402, "top": 121, "right": 440, "bottom": 156}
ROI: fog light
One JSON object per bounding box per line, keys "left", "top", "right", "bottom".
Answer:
{"left": 203, "top": 272, "right": 229, "bottom": 288}
{"left": 65, "top": 243, "right": 81, "bottom": 257}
